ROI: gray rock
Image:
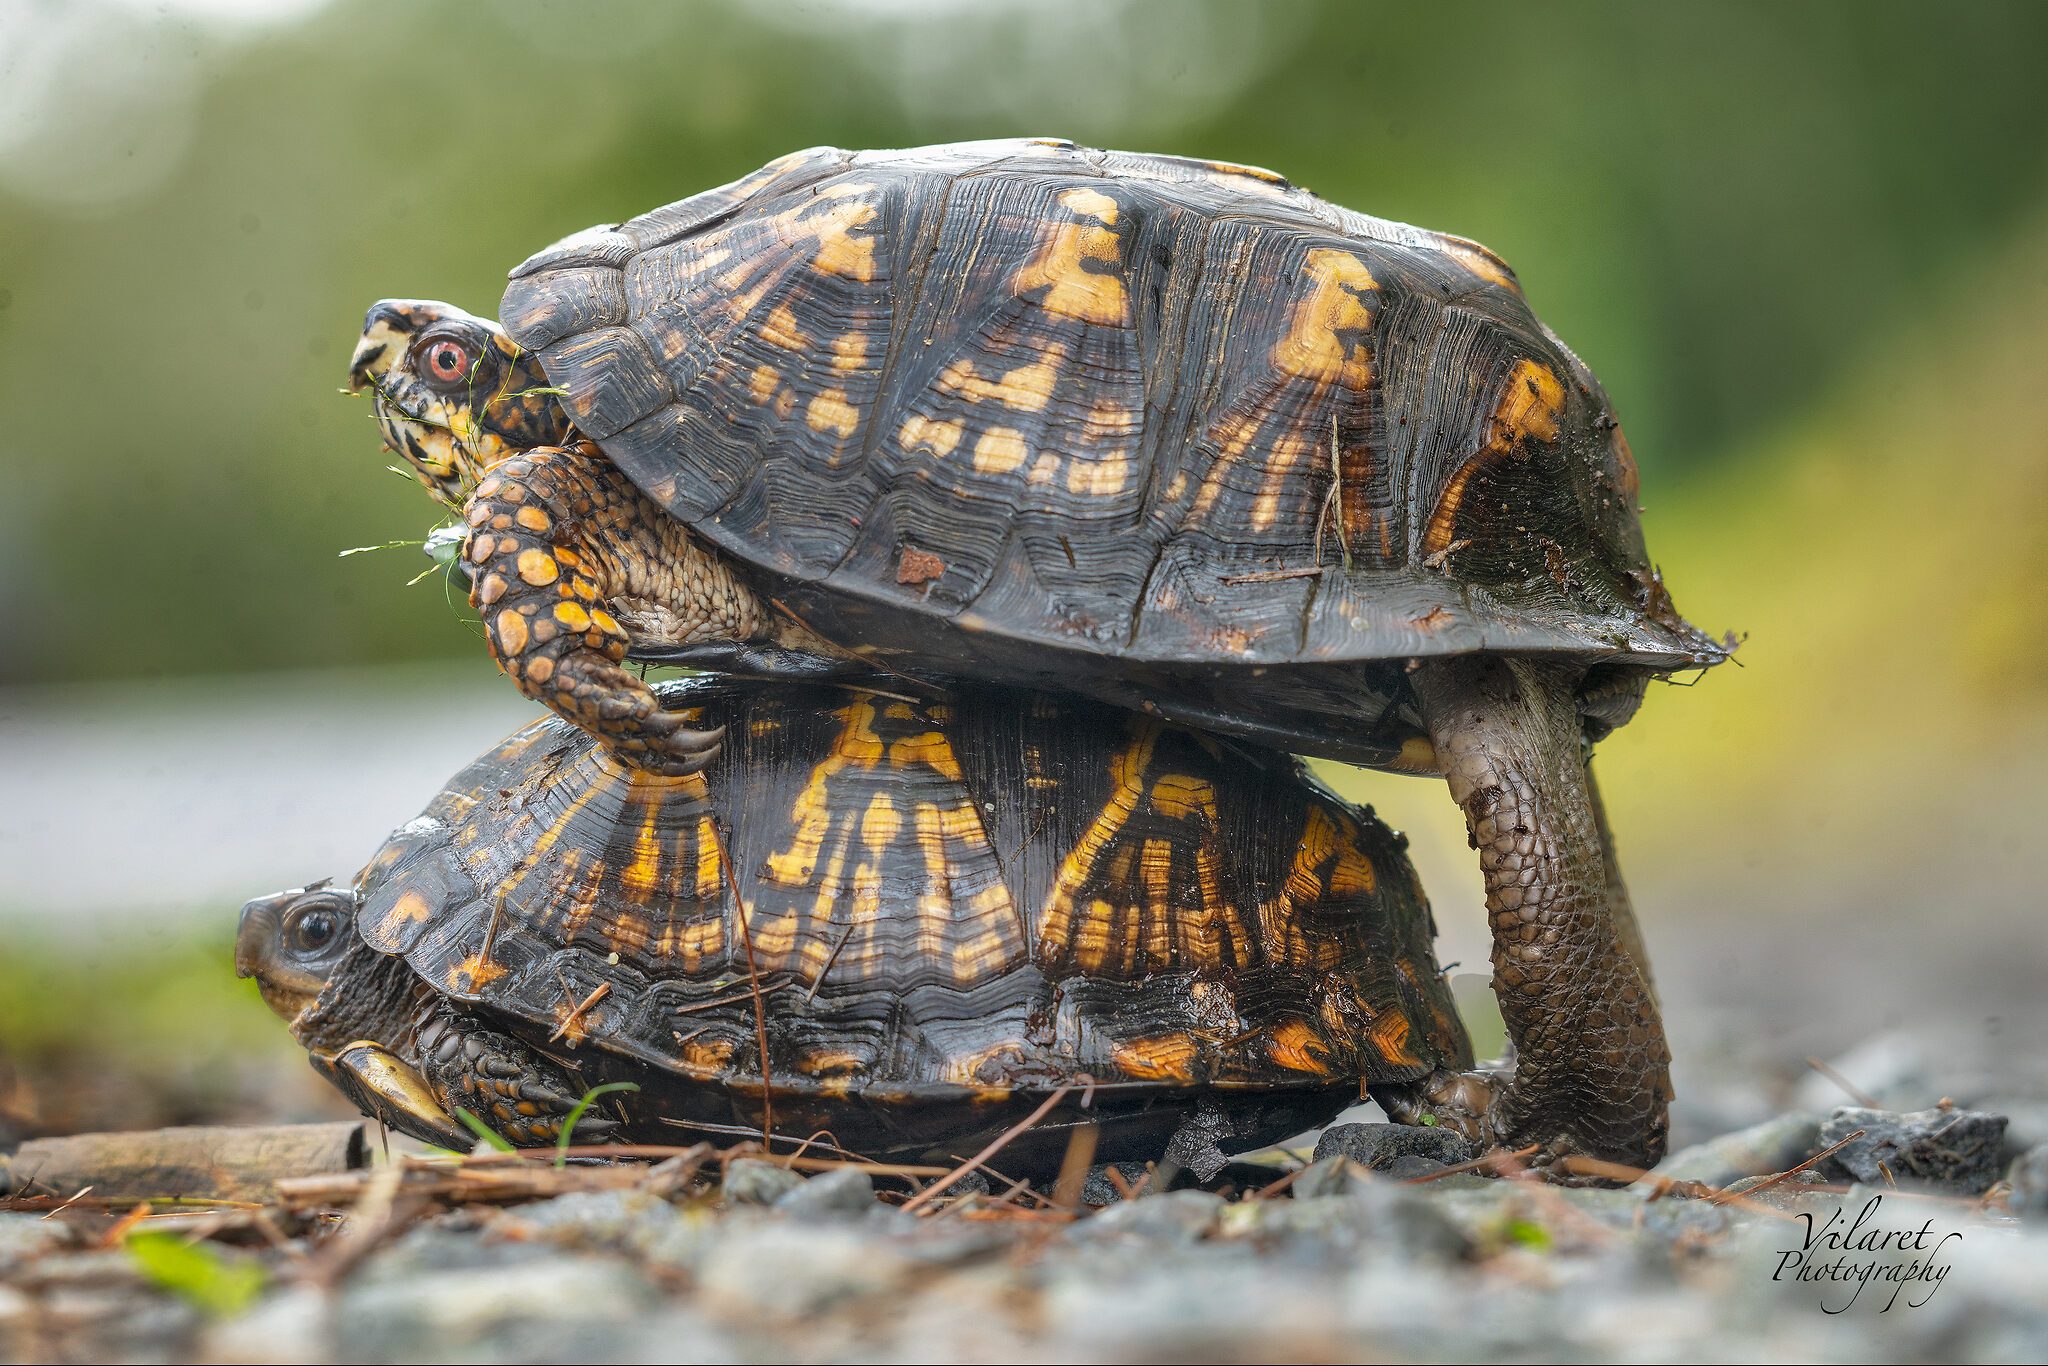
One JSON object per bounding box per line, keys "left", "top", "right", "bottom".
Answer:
{"left": 0, "top": 1212, "right": 75, "bottom": 1275}
{"left": 774, "top": 1166, "right": 875, "bottom": 1218}
{"left": 2007, "top": 1143, "right": 2048, "bottom": 1218}
{"left": 1291, "top": 1155, "right": 1363, "bottom": 1200}
{"left": 721, "top": 1157, "right": 804, "bottom": 1205}
{"left": 1381, "top": 1154, "right": 1450, "bottom": 1180}
{"left": 338, "top": 1248, "right": 658, "bottom": 1361}
{"left": 1347, "top": 1179, "right": 1473, "bottom": 1263}
{"left": 1816, "top": 1105, "right": 2008, "bottom": 1193}
{"left": 1314, "top": 1122, "right": 1472, "bottom": 1172}
{"left": 1652, "top": 1111, "right": 1822, "bottom": 1187}
{"left": 1077, "top": 1189, "right": 1223, "bottom": 1243}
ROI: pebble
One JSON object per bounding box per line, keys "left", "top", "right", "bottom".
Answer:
{"left": 721, "top": 1157, "right": 804, "bottom": 1205}
{"left": 2007, "top": 1143, "right": 2048, "bottom": 1219}
{"left": 1816, "top": 1105, "right": 2009, "bottom": 1193}
{"left": 1075, "top": 1189, "right": 1223, "bottom": 1243}
{"left": 774, "top": 1166, "right": 875, "bottom": 1219}
{"left": 1313, "top": 1121, "right": 1474, "bottom": 1171}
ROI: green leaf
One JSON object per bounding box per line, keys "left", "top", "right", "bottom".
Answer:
{"left": 557, "top": 1081, "right": 639, "bottom": 1167}
{"left": 454, "top": 1107, "right": 515, "bottom": 1153}
{"left": 1418, "top": 1113, "right": 1439, "bottom": 1126}
{"left": 1504, "top": 1217, "right": 1553, "bottom": 1251}
{"left": 126, "top": 1232, "right": 267, "bottom": 1317}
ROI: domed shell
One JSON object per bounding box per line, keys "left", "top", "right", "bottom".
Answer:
{"left": 502, "top": 139, "right": 1722, "bottom": 679}
{"left": 351, "top": 678, "right": 1467, "bottom": 1151}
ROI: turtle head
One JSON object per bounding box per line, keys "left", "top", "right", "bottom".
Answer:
{"left": 235, "top": 882, "right": 357, "bottom": 1024}
{"left": 347, "top": 299, "right": 574, "bottom": 509}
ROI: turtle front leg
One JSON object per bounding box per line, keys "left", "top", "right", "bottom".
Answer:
{"left": 414, "top": 1003, "right": 621, "bottom": 1150}
{"left": 462, "top": 444, "right": 754, "bottom": 774}
{"left": 1405, "top": 655, "right": 1671, "bottom": 1169}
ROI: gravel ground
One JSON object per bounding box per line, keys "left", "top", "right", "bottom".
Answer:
{"left": 4, "top": 1029, "right": 2046, "bottom": 1366}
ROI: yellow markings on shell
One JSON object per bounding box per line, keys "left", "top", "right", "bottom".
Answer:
{"left": 1263, "top": 805, "right": 1375, "bottom": 969}
{"left": 1370, "top": 1012, "right": 1421, "bottom": 1069}
{"left": 935, "top": 342, "right": 1065, "bottom": 413}
{"left": 1038, "top": 726, "right": 1157, "bottom": 967}
{"left": 515, "top": 549, "right": 559, "bottom": 587}
{"left": 1270, "top": 248, "right": 1377, "bottom": 387}
{"left": 762, "top": 303, "right": 808, "bottom": 351}
{"left": 1437, "top": 234, "right": 1519, "bottom": 291}
{"left": 1111, "top": 1034, "right": 1197, "bottom": 1084}
{"left": 1013, "top": 187, "right": 1129, "bottom": 325}
{"left": 830, "top": 332, "right": 869, "bottom": 372}
{"left": 797, "top": 1048, "right": 866, "bottom": 1078}
{"left": 383, "top": 890, "right": 434, "bottom": 929}
{"left": 899, "top": 414, "right": 963, "bottom": 458}
{"left": 1203, "top": 158, "right": 1289, "bottom": 189}
{"left": 806, "top": 187, "right": 880, "bottom": 281}
{"left": 1421, "top": 358, "right": 1566, "bottom": 557}
{"left": 748, "top": 364, "right": 781, "bottom": 404}
{"left": 446, "top": 953, "right": 507, "bottom": 993}
{"left": 1064, "top": 450, "right": 1128, "bottom": 497}
{"left": 973, "top": 427, "right": 1029, "bottom": 475}
{"left": 494, "top": 611, "right": 529, "bottom": 656}
{"left": 620, "top": 794, "right": 668, "bottom": 899}
{"left": 941, "top": 1039, "right": 1029, "bottom": 1086}
{"left": 677, "top": 1035, "right": 736, "bottom": 1080}
{"left": 805, "top": 389, "right": 860, "bottom": 438}
{"left": 1265, "top": 1019, "right": 1336, "bottom": 1075}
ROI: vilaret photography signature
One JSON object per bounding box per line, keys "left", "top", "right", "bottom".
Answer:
{"left": 1771, "top": 1195, "right": 1964, "bottom": 1313}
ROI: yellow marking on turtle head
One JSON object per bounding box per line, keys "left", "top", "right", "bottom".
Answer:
{"left": 1112, "top": 1034, "right": 1197, "bottom": 1083}
{"left": 973, "top": 427, "right": 1029, "bottom": 475}
{"left": 1271, "top": 248, "right": 1377, "bottom": 387}
{"left": 1421, "top": 358, "right": 1565, "bottom": 557}
{"left": 1013, "top": 188, "right": 1128, "bottom": 326}
{"left": 805, "top": 389, "right": 860, "bottom": 438}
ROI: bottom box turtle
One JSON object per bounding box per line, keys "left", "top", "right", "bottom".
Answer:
{"left": 236, "top": 678, "right": 1469, "bottom": 1173}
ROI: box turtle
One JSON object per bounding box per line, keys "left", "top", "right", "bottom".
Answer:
{"left": 345, "top": 138, "right": 1726, "bottom": 1166}
{"left": 236, "top": 677, "right": 1469, "bottom": 1172}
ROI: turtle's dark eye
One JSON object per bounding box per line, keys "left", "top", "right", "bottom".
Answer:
{"left": 421, "top": 338, "right": 475, "bottom": 388}
{"left": 286, "top": 902, "right": 342, "bottom": 957}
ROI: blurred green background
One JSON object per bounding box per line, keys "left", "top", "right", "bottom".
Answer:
{"left": 3, "top": 0, "right": 2045, "bottom": 1140}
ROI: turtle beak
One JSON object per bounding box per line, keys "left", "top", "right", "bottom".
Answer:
{"left": 235, "top": 889, "right": 299, "bottom": 979}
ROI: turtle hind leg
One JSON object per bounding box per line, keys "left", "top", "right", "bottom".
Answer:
{"left": 1407, "top": 654, "right": 1671, "bottom": 1171}
{"left": 414, "top": 1004, "right": 622, "bottom": 1150}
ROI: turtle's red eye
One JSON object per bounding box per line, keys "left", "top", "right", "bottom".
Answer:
{"left": 421, "top": 338, "right": 474, "bottom": 387}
